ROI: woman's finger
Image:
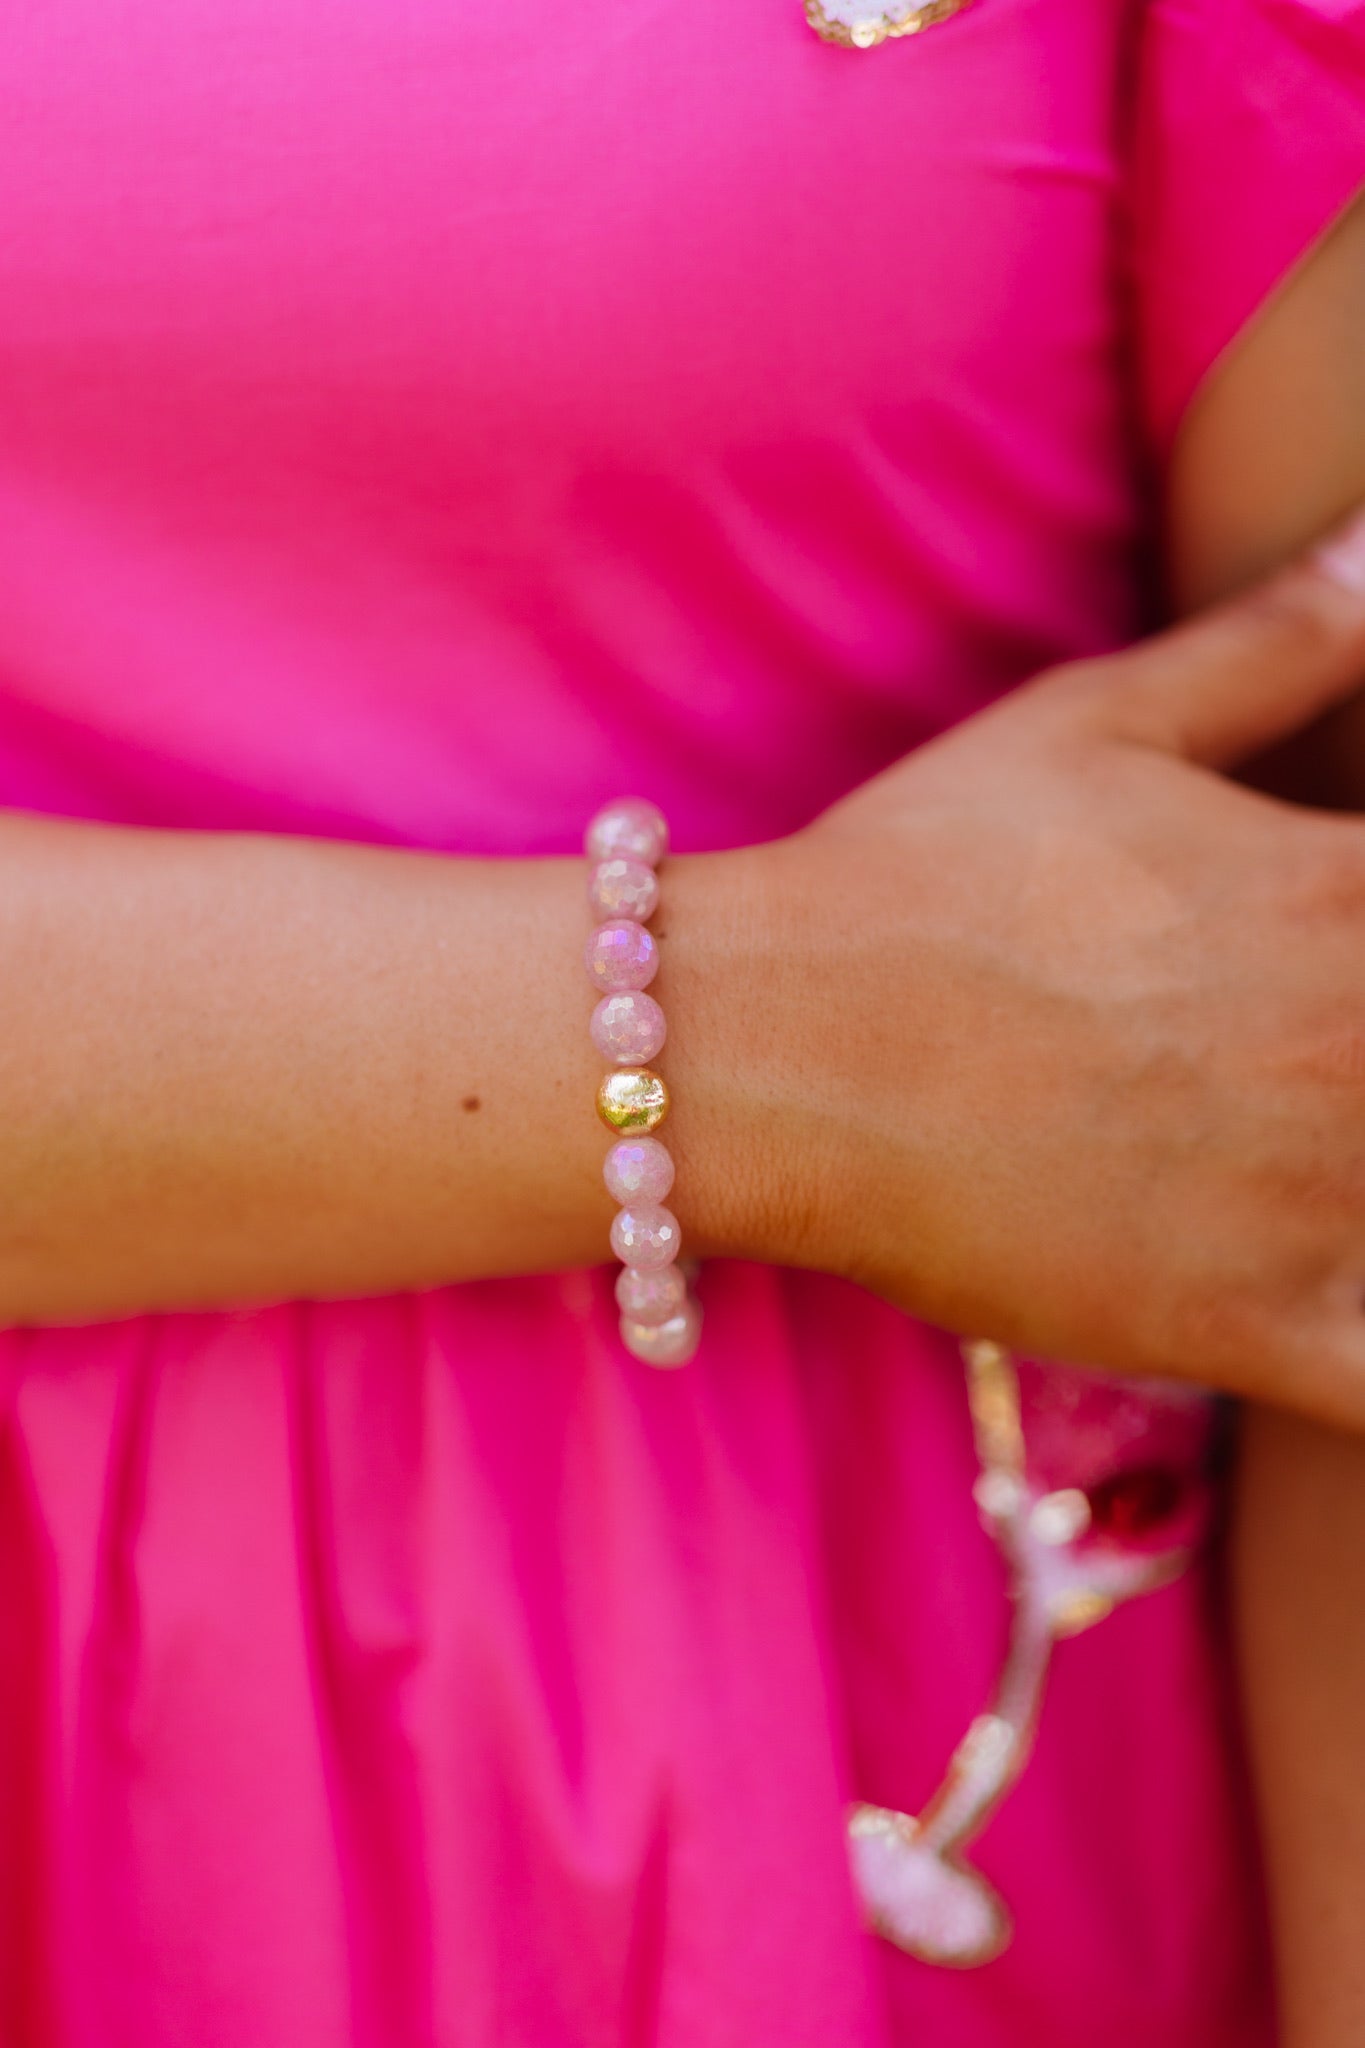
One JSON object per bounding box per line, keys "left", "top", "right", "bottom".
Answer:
{"left": 1253, "top": 1311, "right": 1365, "bottom": 1437}
{"left": 1092, "top": 504, "right": 1365, "bottom": 769}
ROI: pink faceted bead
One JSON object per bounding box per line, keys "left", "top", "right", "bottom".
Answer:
{"left": 609, "top": 1202, "right": 681, "bottom": 1270}
{"left": 584, "top": 797, "right": 669, "bottom": 869}
{"left": 620, "top": 1298, "right": 703, "bottom": 1369}
{"left": 588, "top": 857, "right": 660, "bottom": 924}
{"left": 603, "top": 1136, "right": 675, "bottom": 1206}
{"left": 591, "top": 991, "right": 667, "bottom": 1065}
{"left": 584, "top": 920, "right": 658, "bottom": 993}
{"left": 615, "top": 1264, "right": 688, "bottom": 1327}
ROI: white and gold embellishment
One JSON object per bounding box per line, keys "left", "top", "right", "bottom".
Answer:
{"left": 847, "top": 1341, "right": 1203, "bottom": 1968}
{"left": 804, "top": 0, "right": 973, "bottom": 46}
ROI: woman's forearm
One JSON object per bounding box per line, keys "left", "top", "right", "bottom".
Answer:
{"left": 1169, "top": 188, "right": 1365, "bottom": 2048}
{"left": 1232, "top": 1412, "right": 1365, "bottom": 2048}
{"left": 0, "top": 810, "right": 786, "bottom": 1323}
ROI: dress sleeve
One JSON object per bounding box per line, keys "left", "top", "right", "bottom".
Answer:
{"left": 1131, "top": 0, "right": 1365, "bottom": 460}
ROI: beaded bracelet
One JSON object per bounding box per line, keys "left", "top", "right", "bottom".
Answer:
{"left": 584, "top": 797, "right": 702, "bottom": 1369}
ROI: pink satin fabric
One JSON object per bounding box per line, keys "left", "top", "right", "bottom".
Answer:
{"left": 1, "top": 2, "right": 1362, "bottom": 2041}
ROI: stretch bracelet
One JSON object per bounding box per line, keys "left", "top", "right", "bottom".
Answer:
{"left": 584, "top": 797, "right": 702, "bottom": 1369}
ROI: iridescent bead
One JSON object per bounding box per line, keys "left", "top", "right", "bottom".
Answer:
{"left": 584, "top": 797, "right": 669, "bottom": 869}
{"left": 615, "top": 1264, "right": 688, "bottom": 1326}
{"left": 590, "top": 991, "right": 666, "bottom": 1065}
{"left": 588, "top": 857, "right": 660, "bottom": 924}
{"left": 609, "top": 1201, "right": 681, "bottom": 1269}
{"left": 620, "top": 1298, "right": 702, "bottom": 1369}
{"left": 584, "top": 920, "right": 658, "bottom": 993}
{"left": 603, "top": 1136, "right": 675, "bottom": 1205}
{"left": 596, "top": 1067, "right": 669, "bottom": 1134}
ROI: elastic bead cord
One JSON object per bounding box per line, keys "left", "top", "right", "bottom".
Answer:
{"left": 584, "top": 798, "right": 703, "bottom": 1369}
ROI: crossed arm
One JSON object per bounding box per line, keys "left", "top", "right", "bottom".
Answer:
{"left": 1171, "top": 191, "right": 1365, "bottom": 2048}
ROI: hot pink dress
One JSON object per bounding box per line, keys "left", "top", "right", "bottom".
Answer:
{"left": 2, "top": 2, "right": 1362, "bottom": 2042}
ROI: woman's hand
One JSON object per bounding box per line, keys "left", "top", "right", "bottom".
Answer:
{"left": 710, "top": 510, "right": 1365, "bottom": 1427}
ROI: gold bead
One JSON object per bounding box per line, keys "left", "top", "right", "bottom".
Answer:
{"left": 597, "top": 1067, "right": 670, "bottom": 1134}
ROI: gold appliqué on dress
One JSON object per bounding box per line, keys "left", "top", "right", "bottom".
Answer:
{"left": 804, "top": 0, "right": 974, "bottom": 47}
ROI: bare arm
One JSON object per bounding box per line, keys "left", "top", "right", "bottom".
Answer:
{"left": 1167, "top": 191, "right": 1365, "bottom": 2048}
{"left": 0, "top": 817, "right": 778, "bottom": 1321}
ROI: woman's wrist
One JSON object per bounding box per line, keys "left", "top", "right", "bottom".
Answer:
{"left": 657, "top": 834, "right": 853, "bottom": 1277}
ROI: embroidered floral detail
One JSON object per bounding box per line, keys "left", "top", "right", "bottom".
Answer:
{"left": 804, "top": 0, "right": 974, "bottom": 47}
{"left": 848, "top": 1341, "right": 1218, "bottom": 1968}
